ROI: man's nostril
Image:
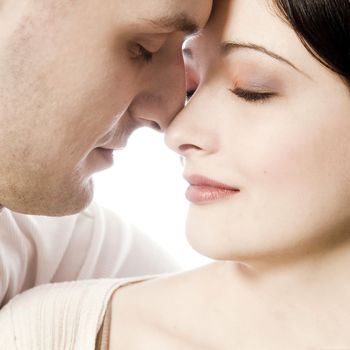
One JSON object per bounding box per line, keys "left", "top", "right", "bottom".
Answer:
{"left": 151, "top": 121, "right": 161, "bottom": 131}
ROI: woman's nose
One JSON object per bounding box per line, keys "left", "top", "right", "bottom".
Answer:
{"left": 165, "top": 93, "right": 219, "bottom": 157}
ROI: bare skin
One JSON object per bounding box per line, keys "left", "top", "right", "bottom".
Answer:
{"left": 109, "top": 0, "right": 350, "bottom": 348}
{"left": 0, "top": 0, "right": 212, "bottom": 216}
{"left": 111, "top": 259, "right": 350, "bottom": 350}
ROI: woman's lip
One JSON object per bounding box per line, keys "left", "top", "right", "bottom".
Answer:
{"left": 185, "top": 185, "right": 239, "bottom": 204}
{"left": 184, "top": 174, "right": 240, "bottom": 204}
{"left": 184, "top": 174, "right": 239, "bottom": 191}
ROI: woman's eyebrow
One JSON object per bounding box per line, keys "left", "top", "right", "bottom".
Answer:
{"left": 143, "top": 13, "right": 200, "bottom": 35}
{"left": 221, "top": 41, "right": 311, "bottom": 79}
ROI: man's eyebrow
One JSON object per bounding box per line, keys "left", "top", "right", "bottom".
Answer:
{"left": 144, "top": 13, "right": 199, "bottom": 35}
{"left": 221, "top": 41, "right": 310, "bottom": 78}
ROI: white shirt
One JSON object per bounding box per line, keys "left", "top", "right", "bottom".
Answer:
{"left": 0, "top": 202, "right": 178, "bottom": 349}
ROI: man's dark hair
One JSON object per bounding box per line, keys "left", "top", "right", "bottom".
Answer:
{"left": 273, "top": 0, "right": 350, "bottom": 86}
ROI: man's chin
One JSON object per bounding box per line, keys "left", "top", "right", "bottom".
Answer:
{"left": 4, "top": 180, "right": 94, "bottom": 216}
{"left": 45, "top": 182, "right": 95, "bottom": 217}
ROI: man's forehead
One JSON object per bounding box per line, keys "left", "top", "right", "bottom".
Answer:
{"left": 141, "top": 12, "right": 200, "bottom": 35}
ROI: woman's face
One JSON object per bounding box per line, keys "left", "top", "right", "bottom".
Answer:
{"left": 166, "top": 0, "right": 350, "bottom": 265}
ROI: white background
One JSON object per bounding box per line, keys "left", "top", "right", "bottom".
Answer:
{"left": 94, "top": 128, "right": 211, "bottom": 269}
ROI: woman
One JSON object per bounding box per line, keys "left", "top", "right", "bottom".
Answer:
{"left": 108, "top": 0, "right": 350, "bottom": 348}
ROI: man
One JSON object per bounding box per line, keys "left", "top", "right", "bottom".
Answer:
{"left": 0, "top": 0, "right": 212, "bottom": 348}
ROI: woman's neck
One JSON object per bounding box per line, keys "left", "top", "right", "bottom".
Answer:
{"left": 222, "top": 237, "right": 350, "bottom": 302}
{"left": 198, "top": 242, "right": 350, "bottom": 346}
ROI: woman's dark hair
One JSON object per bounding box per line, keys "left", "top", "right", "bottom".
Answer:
{"left": 272, "top": 0, "right": 350, "bottom": 87}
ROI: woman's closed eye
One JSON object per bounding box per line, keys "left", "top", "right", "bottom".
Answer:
{"left": 230, "top": 87, "right": 277, "bottom": 103}
{"left": 186, "top": 89, "right": 196, "bottom": 102}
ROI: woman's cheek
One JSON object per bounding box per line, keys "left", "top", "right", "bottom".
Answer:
{"left": 240, "top": 127, "right": 312, "bottom": 191}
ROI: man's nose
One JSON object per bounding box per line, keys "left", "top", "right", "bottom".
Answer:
{"left": 129, "top": 35, "right": 186, "bottom": 132}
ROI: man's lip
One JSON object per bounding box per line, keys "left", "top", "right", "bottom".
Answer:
{"left": 95, "top": 147, "right": 114, "bottom": 163}
{"left": 99, "top": 146, "right": 120, "bottom": 151}
{"left": 184, "top": 174, "right": 239, "bottom": 191}
{"left": 96, "top": 143, "right": 126, "bottom": 151}
{"left": 97, "top": 134, "right": 128, "bottom": 151}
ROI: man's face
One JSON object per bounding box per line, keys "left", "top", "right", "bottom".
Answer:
{"left": 0, "top": 0, "right": 212, "bottom": 215}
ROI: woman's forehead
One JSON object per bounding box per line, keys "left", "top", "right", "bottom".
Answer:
{"left": 184, "top": 0, "right": 327, "bottom": 82}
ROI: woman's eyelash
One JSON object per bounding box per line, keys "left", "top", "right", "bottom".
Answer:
{"left": 186, "top": 90, "right": 196, "bottom": 100}
{"left": 230, "top": 87, "right": 276, "bottom": 103}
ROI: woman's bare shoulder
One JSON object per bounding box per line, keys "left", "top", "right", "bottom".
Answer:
{"left": 112, "top": 262, "right": 216, "bottom": 309}
{"left": 108, "top": 263, "right": 219, "bottom": 349}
